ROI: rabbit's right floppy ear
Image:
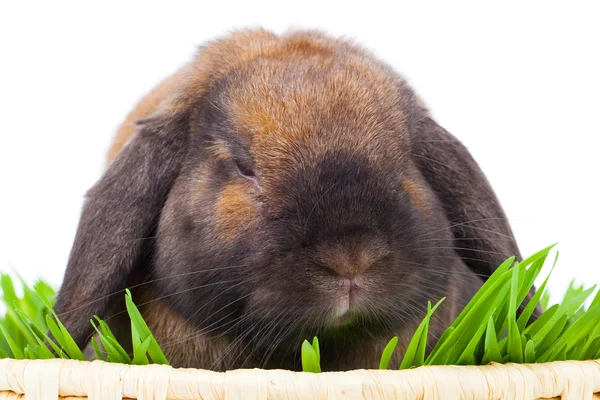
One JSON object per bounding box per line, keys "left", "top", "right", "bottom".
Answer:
{"left": 54, "top": 109, "right": 191, "bottom": 348}
{"left": 53, "top": 29, "right": 280, "bottom": 348}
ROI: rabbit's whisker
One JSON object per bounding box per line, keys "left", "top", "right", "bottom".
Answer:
{"left": 57, "top": 264, "right": 246, "bottom": 317}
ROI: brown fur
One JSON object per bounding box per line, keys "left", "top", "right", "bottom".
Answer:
{"left": 401, "top": 177, "right": 431, "bottom": 218}
{"left": 107, "top": 30, "right": 408, "bottom": 164}
{"left": 215, "top": 180, "right": 261, "bottom": 243}
{"left": 137, "top": 293, "right": 244, "bottom": 370}
{"left": 55, "top": 28, "right": 535, "bottom": 371}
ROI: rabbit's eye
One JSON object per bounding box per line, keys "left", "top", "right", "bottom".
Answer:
{"left": 233, "top": 157, "right": 262, "bottom": 192}
{"left": 234, "top": 158, "right": 255, "bottom": 178}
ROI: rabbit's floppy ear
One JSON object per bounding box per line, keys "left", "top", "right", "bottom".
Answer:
{"left": 54, "top": 96, "right": 193, "bottom": 348}
{"left": 411, "top": 111, "right": 542, "bottom": 314}
{"left": 411, "top": 112, "right": 522, "bottom": 279}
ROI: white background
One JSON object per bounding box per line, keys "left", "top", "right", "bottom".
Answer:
{"left": 0, "top": 1, "right": 598, "bottom": 301}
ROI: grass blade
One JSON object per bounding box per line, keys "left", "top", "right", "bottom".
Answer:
{"left": 482, "top": 315, "right": 502, "bottom": 364}
{"left": 91, "top": 337, "right": 106, "bottom": 361}
{"left": 401, "top": 298, "right": 444, "bottom": 369}
{"left": 506, "top": 265, "right": 523, "bottom": 363}
{"left": 312, "top": 336, "right": 320, "bottom": 361}
{"left": 524, "top": 339, "right": 535, "bottom": 363}
{"left": 379, "top": 336, "right": 398, "bottom": 370}
{"left": 0, "top": 326, "right": 24, "bottom": 359}
{"left": 91, "top": 317, "right": 131, "bottom": 364}
{"left": 124, "top": 289, "right": 168, "bottom": 365}
{"left": 301, "top": 339, "right": 321, "bottom": 373}
{"left": 517, "top": 252, "right": 557, "bottom": 330}
{"left": 34, "top": 285, "right": 85, "bottom": 361}
{"left": 132, "top": 337, "right": 152, "bottom": 365}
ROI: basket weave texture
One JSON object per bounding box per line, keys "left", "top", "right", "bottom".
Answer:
{"left": 0, "top": 358, "right": 598, "bottom": 400}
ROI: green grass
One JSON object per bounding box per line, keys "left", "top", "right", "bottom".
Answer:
{"left": 302, "top": 244, "right": 600, "bottom": 371}
{"left": 0, "top": 278, "right": 167, "bottom": 365}
{"left": 1, "top": 244, "right": 599, "bottom": 370}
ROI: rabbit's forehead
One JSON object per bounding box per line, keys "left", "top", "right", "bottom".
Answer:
{"left": 222, "top": 58, "right": 412, "bottom": 170}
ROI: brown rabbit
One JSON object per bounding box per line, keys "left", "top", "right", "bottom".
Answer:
{"left": 54, "top": 28, "right": 533, "bottom": 371}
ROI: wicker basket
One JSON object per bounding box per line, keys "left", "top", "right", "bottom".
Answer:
{"left": 0, "top": 358, "right": 598, "bottom": 399}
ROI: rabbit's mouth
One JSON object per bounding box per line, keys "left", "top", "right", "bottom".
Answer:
{"left": 330, "top": 277, "right": 362, "bottom": 326}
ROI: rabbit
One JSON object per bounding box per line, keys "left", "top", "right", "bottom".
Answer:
{"left": 54, "top": 28, "right": 537, "bottom": 371}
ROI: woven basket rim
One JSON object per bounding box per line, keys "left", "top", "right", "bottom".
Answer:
{"left": 0, "top": 358, "right": 599, "bottom": 399}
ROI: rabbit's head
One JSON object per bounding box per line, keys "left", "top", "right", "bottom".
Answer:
{"left": 55, "top": 29, "right": 529, "bottom": 370}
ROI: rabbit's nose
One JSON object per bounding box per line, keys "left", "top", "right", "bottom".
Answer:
{"left": 313, "top": 233, "right": 390, "bottom": 278}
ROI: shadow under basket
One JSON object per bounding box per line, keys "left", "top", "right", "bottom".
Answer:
{"left": 0, "top": 358, "right": 598, "bottom": 399}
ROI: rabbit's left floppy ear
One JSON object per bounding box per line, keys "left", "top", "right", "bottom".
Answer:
{"left": 411, "top": 110, "right": 538, "bottom": 277}
{"left": 411, "top": 112, "right": 541, "bottom": 315}
{"left": 54, "top": 108, "right": 192, "bottom": 348}
{"left": 411, "top": 114, "right": 522, "bottom": 276}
